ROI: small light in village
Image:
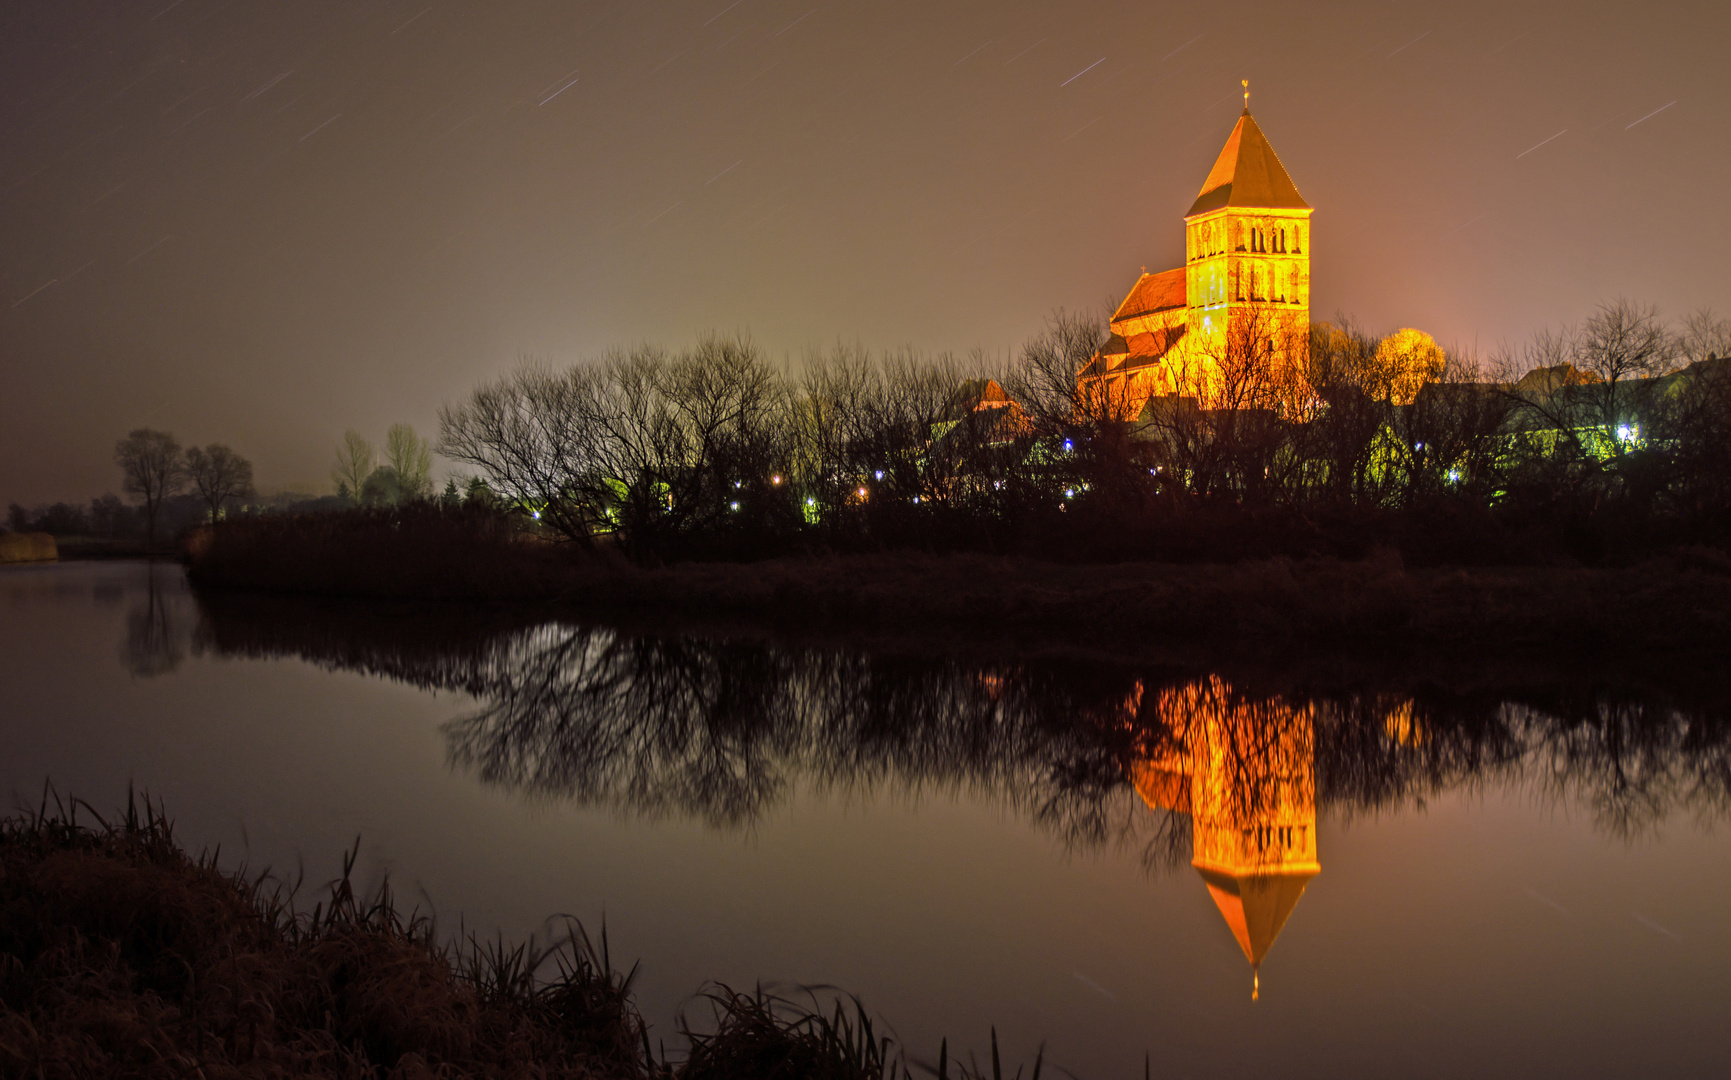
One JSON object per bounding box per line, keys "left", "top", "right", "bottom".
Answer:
{"left": 772, "top": 475, "right": 782, "bottom": 485}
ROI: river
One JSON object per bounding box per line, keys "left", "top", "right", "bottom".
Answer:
{"left": 2, "top": 559, "right": 1727, "bottom": 1078}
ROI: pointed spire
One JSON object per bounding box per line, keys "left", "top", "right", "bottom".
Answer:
{"left": 1196, "top": 865, "right": 1319, "bottom": 968}
{"left": 1186, "top": 97, "right": 1310, "bottom": 217}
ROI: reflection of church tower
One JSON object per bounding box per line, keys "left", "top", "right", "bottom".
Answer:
{"left": 1131, "top": 677, "right": 1319, "bottom": 999}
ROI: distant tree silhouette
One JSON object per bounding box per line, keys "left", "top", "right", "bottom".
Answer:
{"left": 385, "top": 422, "right": 434, "bottom": 499}
{"left": 360, "top": 465, "right": 405, "bottom": 506}
{"left": 185, "top": 444, "right": 255, "bottom": 524}
{"left": 330, "top": 430, "right": 374, "bottom": 503}
{"left": 114, "top": 428, "right": 186, "bottom": 547}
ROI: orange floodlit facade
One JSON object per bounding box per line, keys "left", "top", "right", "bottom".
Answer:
{"left": 1131, "top": 677, "right": 1319, "bottom": 999}
{"left": 1081, "top": 85, "right": 1313, "bottom": 417}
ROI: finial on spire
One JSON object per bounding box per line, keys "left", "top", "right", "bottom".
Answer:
{"left": 1252, "top": 968, "right": 1260, "bottom": 1001}
{"left": 1242, "top": 79, "right": 1250, "bottom": 112}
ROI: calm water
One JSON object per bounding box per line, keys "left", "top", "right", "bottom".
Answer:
{"left": 3, "top": 560, "right": 1729, "bottom": 1078}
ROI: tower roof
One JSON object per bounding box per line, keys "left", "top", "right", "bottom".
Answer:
{"left": 1195, "top": 864, "right": 1319, "bottom": 968}
{"left": 1187, "top": 110, "right": 1310, "bottom": 217}
{"left": 1111, "top": 268, "right": 1187, "bottom": 323}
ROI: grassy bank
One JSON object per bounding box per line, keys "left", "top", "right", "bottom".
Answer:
{"left": 0, "top": 793, "right": 998, "bottom": 1080}
{"left": 182, "top": 507, "right": 1731, "bottom": 661}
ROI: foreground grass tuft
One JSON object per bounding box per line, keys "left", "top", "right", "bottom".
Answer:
{"left": 0, "top": 790, "right": 1031, "bottom": 1080}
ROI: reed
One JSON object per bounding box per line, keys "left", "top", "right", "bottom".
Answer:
{"left": 184, "top": 506, "right": 1731, "bottom": 660}
{"left": 0, "top": 788, "right": 1033, "bottom": 1080}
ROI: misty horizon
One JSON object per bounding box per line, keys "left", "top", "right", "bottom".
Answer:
{"left": 3, "top": 0, "right": 1726, "bottom": 503}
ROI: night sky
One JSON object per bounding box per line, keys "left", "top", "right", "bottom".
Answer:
{"left": 2, "top": 0, "right": 1726, "bottom": 502}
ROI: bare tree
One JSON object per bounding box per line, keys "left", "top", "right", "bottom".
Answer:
{"left": 439, "top": 358, "right": 620, "bottom": 547}
{"left": 114, "top": 428, "right": 186, "bottom": 547}
{"left": 385, "top": 423, "right": 434, "bottom": 499}
{"left": 1575, "top": 299, "right": 1676, "bottom": 384}
{"left": 331, "top": 430, "right": 374, "bottom": 502}
{"left": 1508, "top": 300, "right": 1677, "bottom": 484}
{"left": 1004, "top": 308, "right": 1114, "bottom": 435}
{"left": 1149, "top": 306, "right": 1306, "bottom": 503}
{"left": 796, "top": 342, "right": 878, "bottom": 513}
{"left": 1297, "top": 318, "right": 1389, "bottom": 505}
{"left": 1386, "top": 351, "right": 1515, "bottom": 508}
{"left": 1679, "top": 308, "right": 1731, "bottom": 364}
{"left": 184, "top": 444, "right": 255, "bottom": 524}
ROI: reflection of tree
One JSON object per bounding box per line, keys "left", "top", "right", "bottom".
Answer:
{"left": 446, "top": 627, "right": 809, "bottom": 825}
{"left": 1517, "top": 693, "right": 1731, "bottom": 841}
{"left": 121, "top": 563, "right": 186, "bottom": 677}
{"left": 190, "top": 589, "right": 1731, "bottom": 847}
{"left": 441, "top": 626, "right": 1127, "bottom": 830}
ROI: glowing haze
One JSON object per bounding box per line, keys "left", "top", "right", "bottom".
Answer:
{"left": 1, "top": 0, "right": 1725, "bottom": 502}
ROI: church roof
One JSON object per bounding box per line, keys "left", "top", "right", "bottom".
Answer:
{"left": 1187, "top": 110, "right": 1310, "bottom": 217}
{"left": 1111, "top": 267, "right": 1187, "bottom": 323}
{"left": 940, "top": 378, "right": 1015, "bottom": 420}
{"left": 1195, "top": 864, "right": 1319, "bottom": 968}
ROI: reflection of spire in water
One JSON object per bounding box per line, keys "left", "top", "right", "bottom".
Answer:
{"left": 1132, "top": 676, "right": 1319, "bottom": 998}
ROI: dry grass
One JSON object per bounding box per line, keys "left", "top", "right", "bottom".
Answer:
{"left": 0, "top": 532, "right": 56, "bottom": 564}
{"left": 0, "top": 790, "right": 996, "bottom": 1080}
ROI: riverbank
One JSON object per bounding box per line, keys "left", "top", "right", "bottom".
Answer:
{"left": 0, "top": 532, "right": 55, "bottom": 564}
{"left": 0, "top": 795, "right": 931, "bottom": 1080}
{"left": 55, "top": 537, "right": 178, "bottom": 560}
{"left": 182, "top": 513, "right": 1731, "bottom": 661}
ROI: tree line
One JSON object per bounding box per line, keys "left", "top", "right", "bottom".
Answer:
{"left": 6, "top": 423, "right": 445, "bottom": 548}
{"left": 328, "top": 423, "right": 437, "bottom": 506}
{"left": 7, "top": 431, "right": 260, "bottom": 547}
{"left": 436, "top": 300, "right": 1731, "bottom": 564}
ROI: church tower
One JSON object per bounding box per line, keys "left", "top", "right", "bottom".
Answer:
{"left": 1081, "top": 85, "right": 1313, "bottom": 415}
{"left": 1182, "top": 85, "right": 1313, "bottom": 367}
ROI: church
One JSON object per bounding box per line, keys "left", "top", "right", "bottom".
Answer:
{"left": 1080, "top": 84, "right": 1313, "bottom": 416}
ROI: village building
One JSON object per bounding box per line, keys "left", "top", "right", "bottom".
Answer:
{"left": 1080, "top": 84, "right": 1313, "bottom": 419}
